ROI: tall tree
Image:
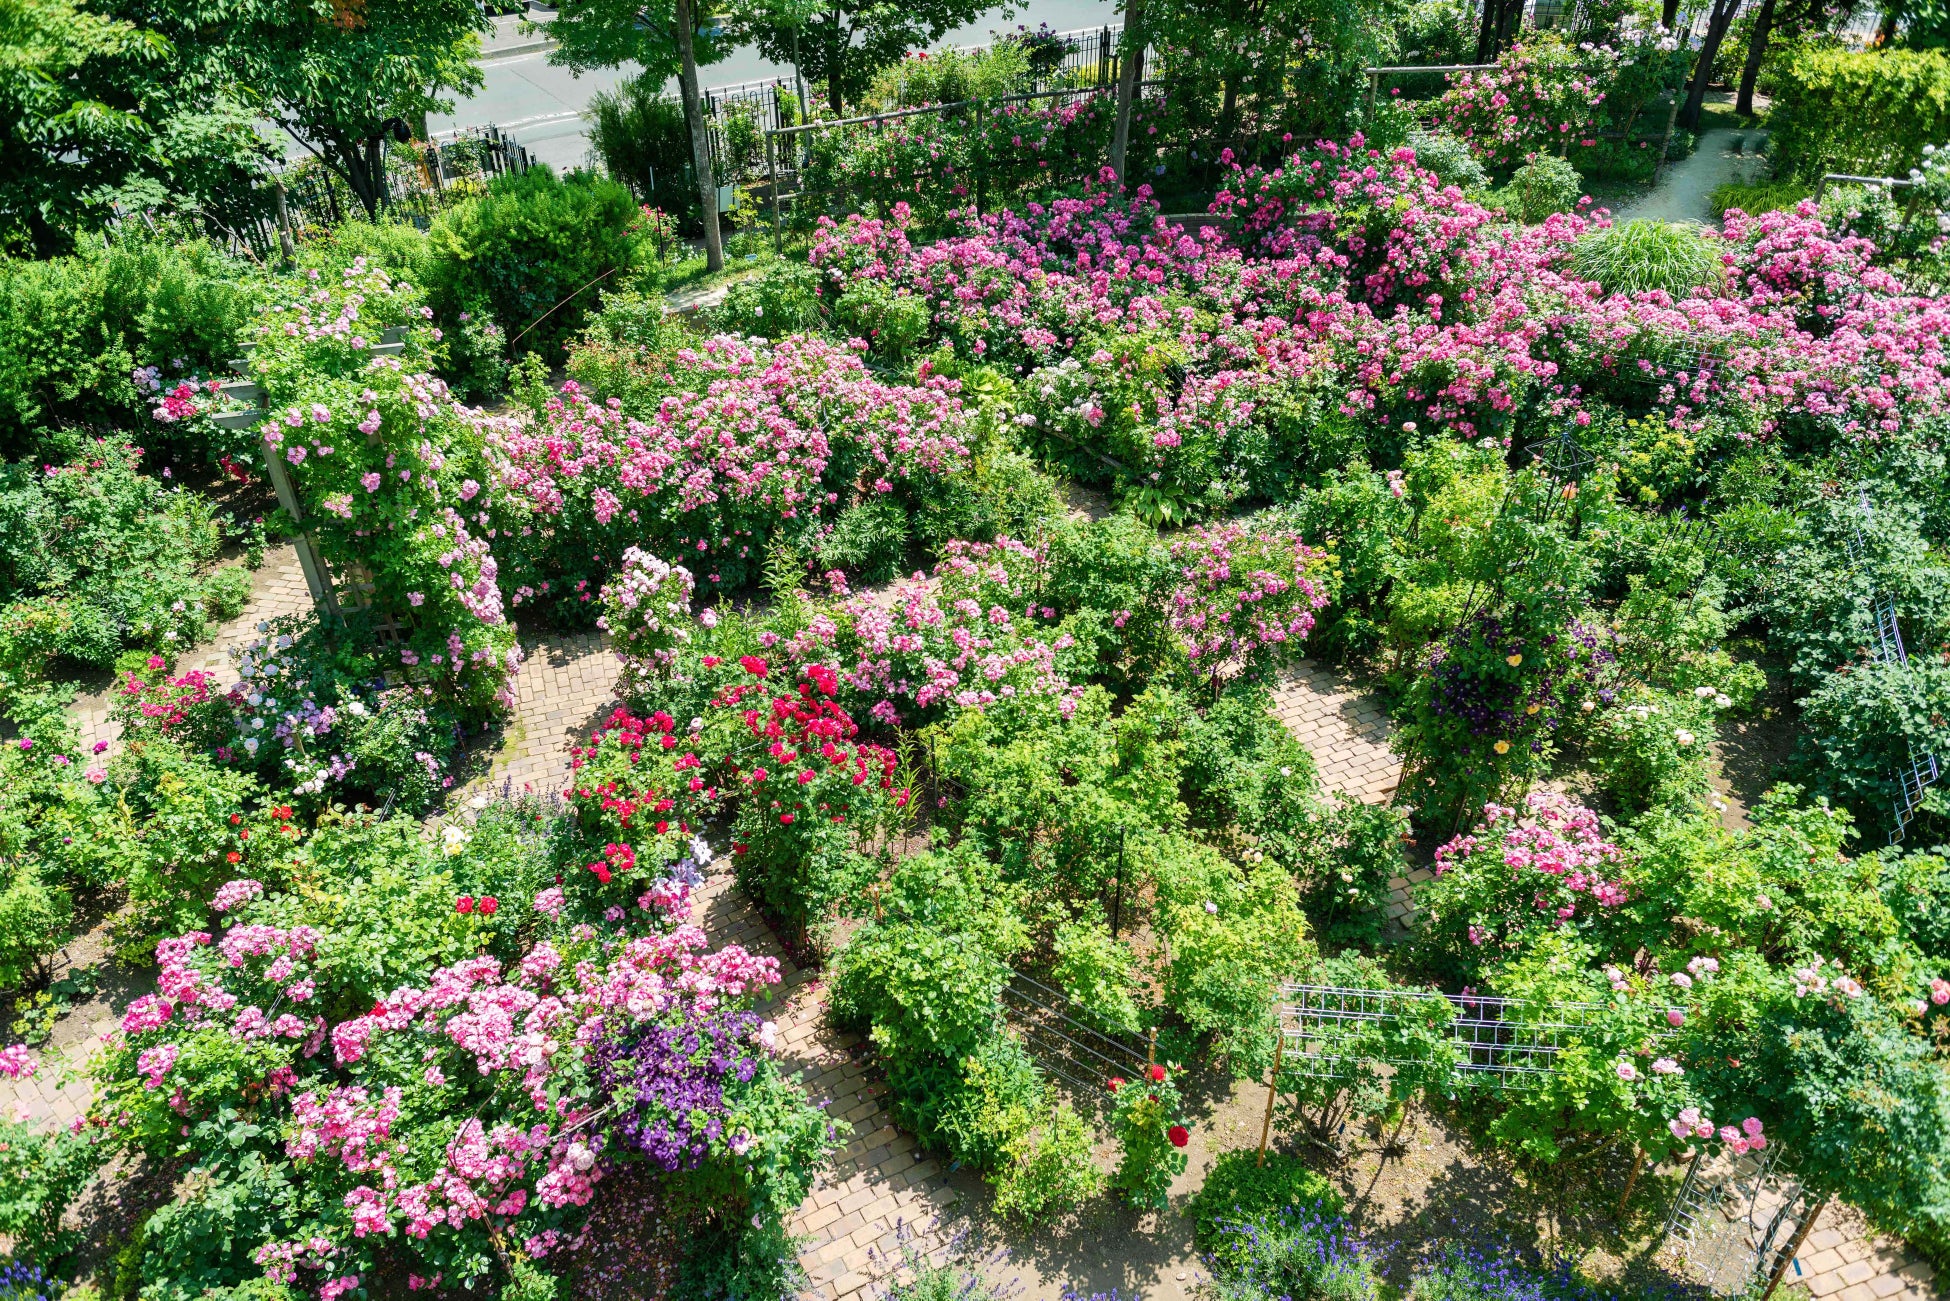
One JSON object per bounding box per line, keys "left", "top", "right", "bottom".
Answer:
{"left": 1, "top": 0, "right": 264, "bottom": 254}
{"left": 1108, "top": 0, "right": 1147, "bottom": 185}
{"left": 1736, "top": 0, "right": 1776, "bottom": 115}
{"left": 745, "top": 0, "right": 998, "bottom": 116}
{"left": 139, "top": 0, "right": 488, "bottom": 220}
{"left": 1680, "top": 0, "right": 1741, "bottom": 128}
{"left": 545, "top": 0, "right": 737, "bottom": 270}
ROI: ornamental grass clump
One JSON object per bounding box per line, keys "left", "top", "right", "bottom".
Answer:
{"left": 1568, "top": 220, "right": 1725, "bottom": 298}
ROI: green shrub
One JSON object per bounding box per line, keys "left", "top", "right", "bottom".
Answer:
{"left": 1767, "top": 45, "right": 1950, "bottom": 183}
{"left": 991, "top": 1099, "right": 1103, "bottom": 1223}
{"left": 1589, "top": 685, "right": 1719, "bottom": 816}
{"left": 425, "top": 167, "right": 656, "bottom": 364}
{"left": 1794, "top": 658, "right": 1950, "bottom": 842}
{"left": 586, "top": 75, "right": 705, "bottom": 228}
{"left": 1568, "top": 220, "right": 1725, "bottom": 298}
{"left": 1409, "top": 129, "right": 1491, "bottom": 191}
{"left": 868, "top": 43, "right": 1031, "bottom": 109}
{"left": 0, "top": 235, "right": 255, "bottom": 461}
{"left": 835, "top": 279, "right": 931, "bottom": 362}
{"left": 0, "top": 1119, "right": 101, "bottom": 1267}
{"left": 814, "top": 498, "right": 910, "bottom": 585}
{"left": 1051, "top": 919, "right": 1144, "bottom": 1037}
{"left": 1710, "top": 179, "right": 1813, "bottom": 217}
{"left": 1188, "top": 1149, "right": 1345, "bottom": 1250}
{"left": 1498, "top": 154, "right": 1583, "bottom": 224}
{"left": 714, "top": 261, "right": 826, "bottom": 338}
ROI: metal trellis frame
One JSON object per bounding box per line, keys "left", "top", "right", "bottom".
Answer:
{"left": 1277, "top": 983, "right": 1677, "bottom": 1090}
{"left": 1841, "top": 487, "right": 1942, "bottom": 842}
{"left": 999, "top": 971, "right": 1151, "bottom": 1102}
{"left": 1662, "top": 1141, "right": 1810, "bottom": 1296}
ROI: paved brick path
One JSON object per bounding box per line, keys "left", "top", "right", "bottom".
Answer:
{"left": 1270, "top": 661, "right": 1401, "bottom": 805}
{"left": 11, "top": 612, "right": 1939, "bottom": 1301}
{"left": 71, "top": 543, "right": 316, "bottom": 759}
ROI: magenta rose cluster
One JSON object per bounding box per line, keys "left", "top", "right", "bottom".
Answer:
{"left": 95, "top": 883, "right": 782, "bottom": 1295}
{"left": 481, "top": 333, "right": 975, "bottom": 606}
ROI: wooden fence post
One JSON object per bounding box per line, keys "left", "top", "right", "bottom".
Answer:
{"left": 261, "top": 434, "right": 340, "bottom": 621}
{"left": 1760, "top": 1196, "right": 1828, "bottom": 1301}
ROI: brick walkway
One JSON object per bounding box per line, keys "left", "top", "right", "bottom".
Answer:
{"left": 1270, "top": 661, "right": 1401, "bottom": 805}
{"left": 694, "top": 872, "right": 957, "bottom": 1301}
{"left": 71, "top": 543, "right": 316, "bottom": 758}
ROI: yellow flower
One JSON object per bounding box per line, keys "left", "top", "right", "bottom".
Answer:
{"left": 1506, "top": 653, "right": 1523, "bottom": 667}
{"left": 1494, "top": 740, "right": 1511, "bottom": 754}
{"left": 1525, "top": 703, "right": 1539, "bottom": 715}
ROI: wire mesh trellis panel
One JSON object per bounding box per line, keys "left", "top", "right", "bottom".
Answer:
{"left": 1842, "top": 487, "right": 1943, "bottom": 841}
{"left": 999, "top": 972, "right": 1151, "bottom": 1107}
{"left": 1661, "top": 1142, "right": 1803, "bottom": 1296}
{"left": 1277, "top": 984, "right": 1677, "bottom": 1089}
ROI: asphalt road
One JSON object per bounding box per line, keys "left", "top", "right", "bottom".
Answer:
{"left": 428, "top": 0, "right": 1124, "bottom": 173}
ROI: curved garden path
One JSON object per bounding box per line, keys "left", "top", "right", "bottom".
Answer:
{"left": 0, "top": 542, "right": 1935, "bottom": 1301}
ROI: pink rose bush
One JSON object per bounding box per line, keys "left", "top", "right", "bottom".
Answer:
{"left": 598, "top": 548, "right": 697, "bottom": 692}
{"left": 1166, "top": 522, "right": 1328, "bottom": 679}
{"left": 1421, "top": 791, "right": 1627, "bottom": 965}
{"left": 481, "top": 333, "right": 976, "bottom": 619}
{"left": 89, "top": 864, "right": 827, "bottom": 1295}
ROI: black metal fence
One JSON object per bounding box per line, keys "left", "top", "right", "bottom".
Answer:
{"left": 193, "top": 126, "right": 541, "bottom": 263}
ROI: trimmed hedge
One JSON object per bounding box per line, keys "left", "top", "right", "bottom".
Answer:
{"left": 1767, "top": 45, "right": 1950, "bottom": 183}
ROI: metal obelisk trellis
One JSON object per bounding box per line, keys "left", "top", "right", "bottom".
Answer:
{"left": 208, "top": 325, "right": 411, "bottom": 622}
{"left": 1841, "top": 487, "right": 1942, "bottom": 842}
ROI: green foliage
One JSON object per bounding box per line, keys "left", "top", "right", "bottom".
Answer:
{"left": 990, "top": 1098, "right": 1103, "bottom": 1224}
{"left": 426, "top": 167, "right": 656, "bottom": 364}
{"left": 0, "top": 237, "right": 255, "bottom": 460}
{"left": 1188, "top": 1149, "right": 1344, "bottom": 1250}
{"left": 1588, "top": 685, "right": 1718, "bottom": 816}
{"left": 1568, "top": 220, "right": 1725, "bottom": 298}
{"left": 813, "top": 497, "right": 910, "bottom": 585}
{"left": 1045, "top": 514, "right": 1180, "bottom": 691}
{"left": 1794, "top": 658, "right": 1950, "bottom": 842}
{"left": 1159, "top": 858, "right": 1317, "bottom": 1075}
{"left": 109, "top": 740, "right": 274, "bottom": 943}
{"left": 1499, "top": 154, "right": 1583, "bottom": 224}
{"left": 1051, "top": 919, "right": 1144, "bottom": 1037}
{"left": 134, "top": 1155, "right": 299, "bottom": 1301}
{"left": 1767, "top": 45, "right": 1950, "bottom": 183}
{"left": 0, "top": 1117, "right": 102, "bottom": 1266}
{"left": 834, "top": 278, "right": 931, "bottom": 363}
{"left": 866, "top": 42, "right": 1031, "bottom": 108}
{"left": 1710, "top": 179, "right": 1814, "bottom": 218}
{"left": 714, "top": 262, "right": 826, "bottom": 338}
{"left": 1408, "top": 129, "right": 1492, "bottom": 191}
{"left": 586, "top": 76, "right": 708, "bottom": 228}
{"left": 1290, "top": 799, "right": 1410, "bottom": 949}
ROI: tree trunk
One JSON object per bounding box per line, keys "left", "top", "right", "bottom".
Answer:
{"left": 1109, "top": 0, "right": 1149, "bottom": 186}
{"left": 340, "top": 138, "right": 382, "bottom": 219}
{"left": 675, "top": 0, "right": 723, "bottom": 273}
{"left": 1737, "top": 0, "right": 1776, "bottom": 116}
{"left": 1680, "top": 0, "right": 1739, "bottom": 130}
{"left": 1662, "top": 0, "right": 1681, "bottom": 30}
{"left": 1475, "top": 0, "right": 1503, "bottom": 64}
{"left": 1876, "top": 5, "right": 1899, "bottom": 44}
{"left": 827, "top": 9, "right": 846, "bottom": 116}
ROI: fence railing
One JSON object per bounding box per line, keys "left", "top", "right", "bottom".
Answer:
{"left": 999, "top": 971, "right": 1151, "bottom": 1106}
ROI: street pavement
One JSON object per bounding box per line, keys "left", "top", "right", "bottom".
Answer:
{"left": 431, "top": 0, "right": 1123, "bottom": 173}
